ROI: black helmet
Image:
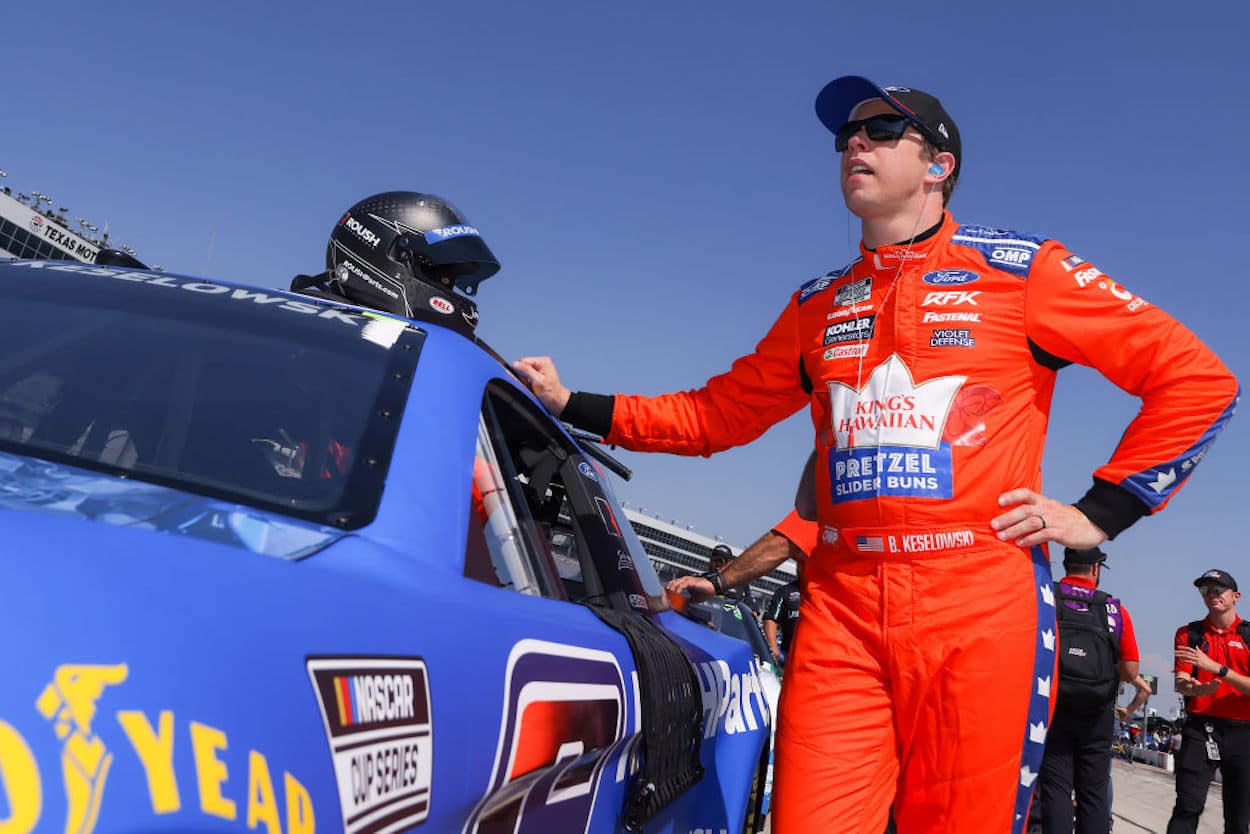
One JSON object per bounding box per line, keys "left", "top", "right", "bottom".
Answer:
{"left": 324, "top": 191, "right": 500, "bottom": 329}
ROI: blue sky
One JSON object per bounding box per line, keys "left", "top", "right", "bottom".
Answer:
{"left": 7, "top": 0, "right": 1248, "bottom": 714}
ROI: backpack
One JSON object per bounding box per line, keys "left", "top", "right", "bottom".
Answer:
{"left": 1054, "top": 583, "right": 1120, "bottom": 710}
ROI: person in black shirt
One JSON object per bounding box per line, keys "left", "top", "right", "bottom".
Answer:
{"left": 764, "top": 577, "right": 801, "bottom": 664}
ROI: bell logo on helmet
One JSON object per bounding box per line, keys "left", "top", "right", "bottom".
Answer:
{"left": 428, "top": 297, "right": 454, "bottom": 315}
{"left": 341, "top": 213, "right": 381, "bottom": 249}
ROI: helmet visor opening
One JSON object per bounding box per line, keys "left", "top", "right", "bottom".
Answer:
{"left": 395, "top": 231, "right": 500, "bottom": 292}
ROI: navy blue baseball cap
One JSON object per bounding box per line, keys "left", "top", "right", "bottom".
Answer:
{"left": 1194, "top": 569, "right": 1238, "bottom": 592}
{"left": 815, "top": 75, "right": 962, "bottom": 179}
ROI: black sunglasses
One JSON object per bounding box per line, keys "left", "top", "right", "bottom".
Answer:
{"left": 1199, "top": 584, "right": 1232, "bottom": 597}
{"left": 834, "top": 114, "right": 916, "bottom": 152}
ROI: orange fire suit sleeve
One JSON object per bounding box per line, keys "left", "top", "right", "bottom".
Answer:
{"left": 1024, "top": 243, "right": 1239, "bottom": 529}
{"left": 770, "top": 508, "right": 818, "bottom": 559}
{"left": 602, "top": 297, "right": 810, "bottom": 455}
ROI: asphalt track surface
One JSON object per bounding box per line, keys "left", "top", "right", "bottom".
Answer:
{"left": 760, "top": 759, "right": 1223, "bottom": 832}
{"left": 1109, "top": 758, "right": 1224, "bottom": 834}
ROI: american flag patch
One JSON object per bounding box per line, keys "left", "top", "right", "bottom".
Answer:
{"left": 856, "top": 536, "right": 884, "bottom": 552}
{"left": 1060, "top": 255, "right": 1085, "bottom": 272}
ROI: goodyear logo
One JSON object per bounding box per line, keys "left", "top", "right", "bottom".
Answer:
{"left": 0, "top": 662, "right": 315, "bottom": 834}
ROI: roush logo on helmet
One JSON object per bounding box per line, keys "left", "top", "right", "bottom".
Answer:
{"left": 341, "top": 213, "right": 381, "bottom": 249}
{"left": 424, "top": 225, "right": 480, "bottom": 244}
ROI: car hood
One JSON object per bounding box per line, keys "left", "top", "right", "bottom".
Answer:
{"left": 0, "top": 450, "right": 345, "bottom": 559}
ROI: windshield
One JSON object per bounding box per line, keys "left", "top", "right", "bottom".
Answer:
{"left": 0, "top": 263, "right": 423, "bottom": 528}
{"left": 695, "top": 600, "right": 772, "bottom": 661}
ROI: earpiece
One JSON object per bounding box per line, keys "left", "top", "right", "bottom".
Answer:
{"left": 929, "top": 163, "right": 945, "bottom": 176}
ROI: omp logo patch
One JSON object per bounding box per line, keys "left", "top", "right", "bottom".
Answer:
{"left": 308, "top": 657, "right": 433, "bottom": 834}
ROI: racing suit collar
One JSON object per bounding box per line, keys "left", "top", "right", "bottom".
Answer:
{"left": 1061, "top": 575, "right": 1098, "bottom": 590}
{"left": 859, "top": 211, "right": 952, "bottom": 265}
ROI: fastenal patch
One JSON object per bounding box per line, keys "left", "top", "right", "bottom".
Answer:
{"left": 307, "top": 657, "right": 433, "bottom": 833}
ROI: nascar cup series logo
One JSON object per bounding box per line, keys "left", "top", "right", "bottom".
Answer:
{"left": 826, "top": 355, "right": 964, "bottom": 503}
{"left": 307, "top": 657, "right": 433, "bottom": 834}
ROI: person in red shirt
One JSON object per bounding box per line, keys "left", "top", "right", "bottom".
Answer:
{"left": 1169, "top": 570, "right": 1250, "bottom": 834}
{"left": 514, "top": 76, "right": 1237, "bottom": 833}
{"left": 1038, "top": 546, "right": 1147, "bottom": 834}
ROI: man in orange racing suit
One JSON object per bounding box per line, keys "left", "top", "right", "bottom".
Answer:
{"left": 514, "top": 76, "right": 1238, "bottom": 833}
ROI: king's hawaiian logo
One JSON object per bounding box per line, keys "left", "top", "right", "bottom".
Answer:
{"left": 825, "top": 355, "right": 966, "bottom": 503}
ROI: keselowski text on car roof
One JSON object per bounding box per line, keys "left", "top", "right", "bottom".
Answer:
{"left": 0, "top": 256, "right": 771, "bottom": 834}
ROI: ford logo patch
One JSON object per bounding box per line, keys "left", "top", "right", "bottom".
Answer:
{"left": 922, "top": 269, "right": 979, "bottom": 286}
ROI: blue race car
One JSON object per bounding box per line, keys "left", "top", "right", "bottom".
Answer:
{"left": 0, "top": 259, "right": 771, "bottom": 834}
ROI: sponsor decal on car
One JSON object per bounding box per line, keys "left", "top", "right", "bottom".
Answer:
{"left": 0, "top": 661, "right": 315, "bottom": 834}
{"left": 307, "top": 657, "right": 433, "bottom": 834}
{"left": 7, "top": 262, "right": 398, "bottom": 331}
{"left": 595, "top": 496, "right": 623, "bottom": 538}
{"left": 577, "top": 461, "right": 598, "bottom": 483}
{"left": 464, "top": 640, "right": 630, "bottom": 834}
{"left": 694, "top": 660, "right": 769, "bottom": 740}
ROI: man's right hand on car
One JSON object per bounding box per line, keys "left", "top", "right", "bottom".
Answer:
{"left": 512, "top": 356, "right": 571, "bottom": 415}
